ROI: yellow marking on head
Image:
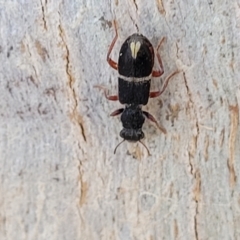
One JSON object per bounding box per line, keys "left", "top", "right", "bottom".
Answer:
{"left": 130, "top": 41, "right": 141, "bottom": 59}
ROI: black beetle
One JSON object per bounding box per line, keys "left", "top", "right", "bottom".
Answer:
{"left": 96, "top": 21, "right": 178, "bottom": 154}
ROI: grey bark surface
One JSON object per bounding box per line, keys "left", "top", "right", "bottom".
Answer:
{"left": 0, "top": 0, "right": 240, "bottom": 239}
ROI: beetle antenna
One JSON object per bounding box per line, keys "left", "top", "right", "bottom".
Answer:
{"left": 114, "top": 140, "right": 125, "bottom": 154}
{"left": 139, "top": 140, "right": 151, "bottom": 156}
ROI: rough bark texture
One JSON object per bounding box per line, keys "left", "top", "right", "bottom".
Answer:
{"left": 1, "top": 0, "right": 240, "bottom": 239}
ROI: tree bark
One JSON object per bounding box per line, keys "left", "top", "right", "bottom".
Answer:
{"left": 1, "top": 0, "right": 239, "bottom": 239}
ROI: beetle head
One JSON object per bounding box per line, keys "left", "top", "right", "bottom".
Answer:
{"left": 120, "top": 105, "right": 145, "bottom": 141}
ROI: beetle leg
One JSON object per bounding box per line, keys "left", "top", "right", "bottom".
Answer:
{"left": 150, "top": 70, "right": 180, "bottom": 98}
{"left": 110, "top": 108, "right": 124, "bottom": 116}
{"left": 143, "top": 111, "right": 167, "bottom": 134}
{"left": 107, "top": 20, "right": 118, "bottom": 70}
{"left": 94, "top": 85, "right": 118, "bottom": 101}
{"left": 105, "top": 94, "right": 118, "bottom": 101}
{"left": 152, "top": 37, "right": 165, "bottom": 77}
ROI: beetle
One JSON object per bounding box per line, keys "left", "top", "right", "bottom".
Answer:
{"left": 96, "top": 21, "right": 178, "bottom": 154}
